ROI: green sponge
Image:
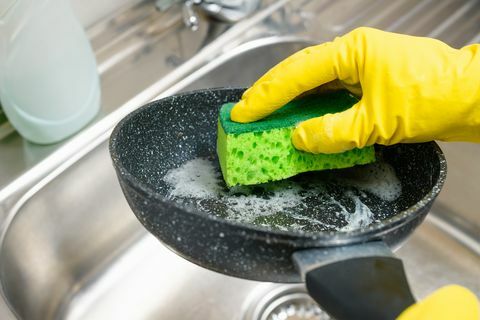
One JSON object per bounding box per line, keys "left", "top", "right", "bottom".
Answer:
{"left": 217, "top": 91, "right": 375, "bottom": 187}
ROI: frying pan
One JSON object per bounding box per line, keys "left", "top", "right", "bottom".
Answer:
{"left": 109, "top": 88, "right": 447, "bottom": 320}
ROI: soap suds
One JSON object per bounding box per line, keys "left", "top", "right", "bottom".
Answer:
{"left": 340, "top": 193, "right": 375, "bottom": 231}
{"left": 164, "top": 158, "right": 221, "bottom": 199}
{"left": 163, "top": 157, "right": 401, "bottom": 232}
{"left": 337, "top": 161, "right": 402, "bottom": 201}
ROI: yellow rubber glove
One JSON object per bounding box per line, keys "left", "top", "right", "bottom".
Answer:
{"left": 397, "top": 285, "right": 479, "bottom": 320}
{"left": 230, "top": 27, "right": 480, "bottom": 154}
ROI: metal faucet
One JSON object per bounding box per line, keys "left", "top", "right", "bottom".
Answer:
{"left": 156, "top": 0, "right": 260, "bottom": 31}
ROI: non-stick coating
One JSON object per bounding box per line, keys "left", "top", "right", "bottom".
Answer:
{"left": 110, "top": 88, "right": 446, "bottom": 282}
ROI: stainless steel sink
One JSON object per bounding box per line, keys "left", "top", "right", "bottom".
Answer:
{"left": 0, "top": 1, "right": 479, "bottom": 319}
{"left": 1, "top": 36, "right": 479, "bottom": 320}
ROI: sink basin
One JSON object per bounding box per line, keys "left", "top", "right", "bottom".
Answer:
{"left": 1, "top": 1, "right": 480, "bottom": 317}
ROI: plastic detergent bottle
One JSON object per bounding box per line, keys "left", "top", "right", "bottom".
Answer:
{"left": 0, "top": 0, "right": 100, "bottom": 144}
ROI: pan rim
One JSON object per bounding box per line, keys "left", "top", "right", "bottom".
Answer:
{"left": 109, "top": 88, "right": 447, "bottom": 243}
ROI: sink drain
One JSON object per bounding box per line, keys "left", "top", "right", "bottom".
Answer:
{"left": 260, "top": 291, "right": 329, "bottom": 320}
{"left": 242, "top": 284, "right": 331, "bottom": 320}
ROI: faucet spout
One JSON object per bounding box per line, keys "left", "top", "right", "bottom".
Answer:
{"left": 183, "top": 0, "right": 202, "bottom": 31}
{"left": 156, "top": 0, "right": 261, "bottom": 30}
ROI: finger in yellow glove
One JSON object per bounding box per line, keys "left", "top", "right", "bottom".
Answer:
{"left": 397, "top": 285, "right": 479, "bottom": 320}
{"left": 231, "top": 27, "right": 480, "bottom": 154}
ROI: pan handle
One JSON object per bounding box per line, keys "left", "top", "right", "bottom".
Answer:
{"left": 292, "top": 241, "right": 415, "bottom": 320}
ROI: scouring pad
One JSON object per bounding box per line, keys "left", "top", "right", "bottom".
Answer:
{"left": 217, "top": 91, "right": 376, "bottom": 187}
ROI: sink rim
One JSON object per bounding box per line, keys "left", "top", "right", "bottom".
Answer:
{"left": 1, "top": 0, "right": 478, "bottom": 315}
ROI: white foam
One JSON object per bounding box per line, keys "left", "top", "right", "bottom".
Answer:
{"left": 340, "top": 194, "right": 374, "bottom": 232}
{"left": 164, "top": 158, "right": 221, "bottom": 199}
{"left": 223, "top": 186, "right": 304, "bottom": 220}
{"left": 338, "top": 161, "right": 402, "bottom": 201}
{"left": 164, "top": 158, "right": 326, "bottom": 227}
{"left": 162, "top": 157, "right": 401, "bottom": 232}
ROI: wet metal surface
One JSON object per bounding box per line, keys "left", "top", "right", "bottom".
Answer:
{"left": 0, "top": 0, "right": 479, "bottom": 319}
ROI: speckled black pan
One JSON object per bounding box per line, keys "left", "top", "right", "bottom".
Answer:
{"left": 110, "top": 88, "right": 446, "bottom": 320}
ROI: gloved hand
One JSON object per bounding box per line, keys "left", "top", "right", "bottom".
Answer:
{"left": 230, "top": 27, "right": 480, "bottom": 154}
{"left": 397, "top": 285, "right": 479, "bottom": 320}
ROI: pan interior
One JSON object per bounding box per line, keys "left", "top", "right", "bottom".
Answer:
{"left": 161, "top": 155, "right": 403, "bottom": 232}
{"left": 113, "top": 89, "right": 442, "bottom": 234}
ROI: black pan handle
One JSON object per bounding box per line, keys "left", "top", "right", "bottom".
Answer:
{"left": 292, "top": 241, "right": 415, "bottom": 320}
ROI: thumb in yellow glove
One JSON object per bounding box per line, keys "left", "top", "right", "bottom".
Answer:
{"left": 397, "top": 285, "right": 479, "bottom": 320}
{"left": 230, "top": 27, "right": 480, "bottom": 154}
